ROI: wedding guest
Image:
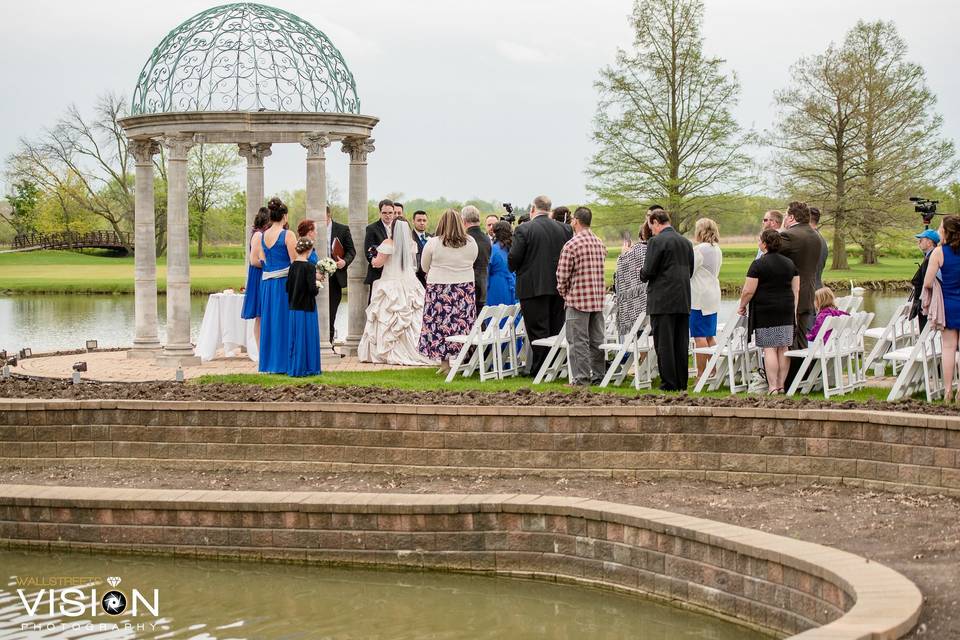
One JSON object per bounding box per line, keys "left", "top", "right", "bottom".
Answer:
{"left": 556, "top": 207, "right": 607, "bottom": 386}
{"left": 327, "top": 207, "right": 355, "bottom": 344}
{"left": 737, "top": 229, "right": 799, "bottom": 394}
{"left": 508, "top": 195, "right": 573, "bottom": 376}
{"left": 910, "top": 229, "right": 940, "bottom": 331}
{"left": 462, "top": 205, "right": 491, "bottom": 309}
{"left": 552, "top": 206, "right": 571, "bottom": 224}
{"left": 419, "top": 209, "right": 478, "bottom": 368}
{"left": 639, "top": 209, "right": 694, "bottom": 392}
{"left": 241, "top": 206, "right": 270, "bottom": 347}
{"left": 258, "top": 197, "right": 297, "bottom": 373}
{"left": 756, "top": 210, "right": 783, "bottom": 259}
{"left": 779, "top": 201, "right": 822, "bottom": 386}
{"left": 809, "top": 207, "right": 829, "bottom": 289}
{"left": 614, "top": 221, "right": 650, "bottom": 338}
{"left": 691, "top": 218, "right": 722, "bottom": 377}
{"left": 807, "top": 286, "right": 848, "bottom": 343}
{"left": 393, "top": 202, "right": 404, "bottom": 218}
{"left": 297, "top": 218, "right": 319, "bottom": 264}
{"left": 485, "top": 214, "right": 500, "bottom": 240}
{"left": 487, "top": 221, "right": 517, "bottom": 306}
{"left": 286, "top": 237, "right": 321, "bottom": 377}
{"left": 922, "top": 215, "right": 960, "bottom": 402}
{"left": 412, "top": 210, "right": 431, "bottom": 287}
{"left": 359, "top": 218, "right": 431, "bottom": 365}
{"left": 364, "top": 199, "right": 395, "bottom": 303}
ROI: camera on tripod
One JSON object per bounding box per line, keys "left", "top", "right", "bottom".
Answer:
{"left": 501, "top": 203, "right": 517, "bottom": 225}
{"left": 910, "top": 196, "right": 939, "bottom": 225}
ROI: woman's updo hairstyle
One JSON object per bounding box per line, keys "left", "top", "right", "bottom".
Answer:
{"left": 295, "top": 237, "right": 314, "bottom": 255}
{"left": 267, "top": 197, "right": 288, "bottom": 222}
{"left": 253, "top": 207, "right": 270, "bottom": 231}
{"left": 760, "top": 228, "right": 782, "bottom": 253}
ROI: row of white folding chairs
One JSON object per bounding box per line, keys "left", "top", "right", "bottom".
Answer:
{"left": 885, "top": 322, "right": 960, "bottom": 401}
{"left": 786, "top": 311, "right": 874, "bottom": 397}
{"left": 693, "top": 313, "right": 760, "bottom": 393}
{"left": 444, "top": 303, "right": 526, "bottom": 382}
{"left": 598, "top": 312, "right": 657, "bottom": 389}
{"left": 863, "top": 302, "right": 919, "bottom": 376}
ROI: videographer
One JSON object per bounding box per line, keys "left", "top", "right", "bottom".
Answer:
{"left": 910, "top": 229, "right": 940, "bottom": 331}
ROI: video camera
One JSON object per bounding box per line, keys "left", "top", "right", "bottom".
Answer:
{"left": 501, "top": 203, "right": 517, "bottom": 225}
{"left": 910, "top": 196, "right": 939, "bottom": 225}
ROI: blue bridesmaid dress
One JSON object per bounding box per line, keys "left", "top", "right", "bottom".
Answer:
{"left": 240, "top": 254, "right": 263, "bottom": 320}
{"left": 257, "top": 229, "right": 292, "bottom": 373}
{"left": 486, "top": 242, "right": 517, "bottom": 306}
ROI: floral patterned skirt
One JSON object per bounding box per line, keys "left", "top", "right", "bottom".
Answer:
{"left": 418, "top": 282, "right": 477, "bottom": 361}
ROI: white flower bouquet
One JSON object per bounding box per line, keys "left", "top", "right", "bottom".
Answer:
{"left": 316, "top": 257, "right": 337, "bottom": 289}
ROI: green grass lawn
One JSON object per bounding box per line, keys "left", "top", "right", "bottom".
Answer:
{"left": 0, "top": 243, "right": 918, "bottom": 295}
{"left": 197, "top": 368, "right": 895, "bottom": 403}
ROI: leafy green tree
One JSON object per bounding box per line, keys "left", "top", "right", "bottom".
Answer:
{"left": 187, "top": 144, "right": 241, "bottom": 257}
{"left": 3, "top": 179, "right": 40, "bottom": 235}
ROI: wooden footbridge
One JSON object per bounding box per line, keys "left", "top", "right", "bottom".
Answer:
{"left": 4, "top": 230, "right": 132, "bottom": 254}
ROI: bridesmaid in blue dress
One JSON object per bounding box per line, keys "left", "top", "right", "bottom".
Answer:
{"left": 286, "top": 237, "right": 322, "bottom": 376}
{"left": 486, "top": 221, "right": 517, "bottom": 306}
{"left": 241, "top": 207, "right": 270, "bottom": 347}
{"left": 258, "top": 197, "right": 297, "bottom": 373}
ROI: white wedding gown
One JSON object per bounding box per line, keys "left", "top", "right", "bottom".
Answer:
{"left": 358, "top": 221, "right": 434, "bottom": 365}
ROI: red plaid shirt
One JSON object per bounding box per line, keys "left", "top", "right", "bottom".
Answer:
{"left": 556, "top": 229, "right": 607, "bottom": 312}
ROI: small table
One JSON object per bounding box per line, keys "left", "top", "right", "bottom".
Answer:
{"left": 196, "top": 292, "right": 258, "bottom": 363}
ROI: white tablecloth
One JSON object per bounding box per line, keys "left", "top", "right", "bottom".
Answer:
{"left": 196, "top": 293, "right": 258, "bottom": 363}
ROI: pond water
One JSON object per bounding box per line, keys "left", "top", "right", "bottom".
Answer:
{"left": 0, "top": 291, "right": 906, "bottom": 354}
{"left": 0, "top": 548, "right": 771, "bottom": 639}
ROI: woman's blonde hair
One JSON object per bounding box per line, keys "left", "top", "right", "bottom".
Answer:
{"left": 694, "top": 218, "right": 719, "bottom": 245}
{"left": 435, "top": 208, "right": 468, "bottom": 248}
{"left": 814, "top": 286, "right": 836, "bottom": 311}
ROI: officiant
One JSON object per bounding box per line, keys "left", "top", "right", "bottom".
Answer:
{"left": 326, "top": 206, "right": 356, "bottom": 343}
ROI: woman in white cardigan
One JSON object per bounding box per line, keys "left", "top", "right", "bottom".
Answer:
{"left": 691, "top": 218, "right": 722, "bottom": 377}
{"left": 418, "top": 208, "right": 479, "bottom": 368}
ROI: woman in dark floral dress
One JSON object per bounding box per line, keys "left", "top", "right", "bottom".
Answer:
{"left": 418, "top": 209, "right": 478, "bottom": 368}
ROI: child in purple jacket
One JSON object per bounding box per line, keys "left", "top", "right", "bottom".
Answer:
{"left": 807, "top": 287, "right": 849, "bottom": 342}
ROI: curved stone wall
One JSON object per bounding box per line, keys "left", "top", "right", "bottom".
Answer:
{"left": 1, "top": 399, "right": 958, "bottom": 496}
{"left": 0, "top": 485, "right": 920, "bottom": 639}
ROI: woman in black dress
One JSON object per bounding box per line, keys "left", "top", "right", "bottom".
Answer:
{"left": 737, "top": 229, "right": 799, "bottom": 394}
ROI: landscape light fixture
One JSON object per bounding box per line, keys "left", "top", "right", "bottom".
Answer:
{"left": 19, "top": 348, "right": 31, "bottom": 359}
{"left": 86, "top": 340, "right": 98, "bottom": 351}
{"left": 0, "top": 350, "right": 6, "bottom": 362}
{"left": 175, "top": 365, "right": 185, "bottom": 383}
{"left": 71, "top": 361, "right": 86, "bottom": 385}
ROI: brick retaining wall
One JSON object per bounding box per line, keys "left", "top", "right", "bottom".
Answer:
{"left": 0, "top": 486, "right": 920, "bottom": 639}
{"left": 1, "top": 400, "right": 959, "bottom": 495}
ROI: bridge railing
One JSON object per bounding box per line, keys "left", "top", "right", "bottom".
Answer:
{"left": 10, "top": 230, "right": 132, "bottom": 251}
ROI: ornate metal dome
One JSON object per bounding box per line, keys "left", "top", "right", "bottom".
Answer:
{"left": 131, "top": 3, "right": 360, "bottom": 115}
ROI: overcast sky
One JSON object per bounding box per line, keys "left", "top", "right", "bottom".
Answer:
{"left": 0, "top": 0, "right": 957, "bottom": 206}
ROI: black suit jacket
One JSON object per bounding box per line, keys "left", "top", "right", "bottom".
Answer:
{"left": 639, "top": 226, "right": 694, "bottom": 315}
{"left": 508, "top": 214, "right": 573, "bottom": 299}
{"left": 363, "top": 220, "right": 389, "bottom": 285}
{"left": 467, "top": 225, "right": 492, "bottom": 304}
{"left": 780, "top": 223, "right": 822, "bottom": 317}
{"left": 414, "top": 229, "right": 432, "bottom": 286}
{"left": 329, "top": 220, "right": 356, "bottom": 288}
{"left": 814, "top": 229, "right": 829, "bottom": 289}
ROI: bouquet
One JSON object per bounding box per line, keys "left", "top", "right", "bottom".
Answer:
{"left": 316, "top": 257, "right": 337, "bottom": 289}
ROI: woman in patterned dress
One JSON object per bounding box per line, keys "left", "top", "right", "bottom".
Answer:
{"left": 614, "top": 221, "right": 651, "bottom": 338}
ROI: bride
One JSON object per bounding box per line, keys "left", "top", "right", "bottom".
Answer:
{"left": 358, "top": 218, "right": 434, "bottom": 365}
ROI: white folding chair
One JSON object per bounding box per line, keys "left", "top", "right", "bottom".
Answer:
{"left": 886, "top": 323, "right": 957, "bottom": 402}
{"left": 444, "top": 305, "right": 505, "bottom": 383}
{"left": 495, "top": 303, "right": 523, "bottom": 379}
{"left": 786, "top": 315, "right": 851, "bottom": 397}
{"left": 693, "top": 313, "right": 757, "bottom": 393}
{"left": 863, "top": 302, "right": 918, "bottom": 376}
{"left": 599, "top": 313, "right": 656, "bottom": 389}
{"left": 532, "top": 327, "right": 571, "bottom": 384}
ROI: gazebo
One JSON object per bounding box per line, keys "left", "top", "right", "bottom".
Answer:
{"left": 119, "top": 2, "right": 378, "bottom": 365}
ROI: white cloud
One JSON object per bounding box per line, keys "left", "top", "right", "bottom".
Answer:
{"left": 494, "top": 40, "right": 551, "bottom": 64}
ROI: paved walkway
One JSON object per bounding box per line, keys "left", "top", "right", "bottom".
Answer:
{"left": 10, "top": 349, "right": 410, "bottom": 382}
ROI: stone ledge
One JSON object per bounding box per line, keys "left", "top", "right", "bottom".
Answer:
{"left": 0, "top": 485, "right": 921, "bottom": 640}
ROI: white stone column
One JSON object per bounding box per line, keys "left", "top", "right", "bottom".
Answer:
{"left": 340, "top": 136, "right": 375, "bottom": 356}
{"left": 128, "top": 138, "right": 162, "bottom": 358}
{"left": 237, "top": 142, "right": 272, "bottom": 263}
{"left": 158, "top": 133, "right": 200, "bottom": 366}
{"left": 301, "top": 132, "right": 332, "bottom": 352}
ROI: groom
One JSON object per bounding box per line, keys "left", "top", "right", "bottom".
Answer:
{"left": 364, "top": 199, "right": 395, "bottom": 303}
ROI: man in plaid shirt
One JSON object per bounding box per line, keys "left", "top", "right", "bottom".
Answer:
{"left": 556, "top": 206, "right": 608, "bottom": 385}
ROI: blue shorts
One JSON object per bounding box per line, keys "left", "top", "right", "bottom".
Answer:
{"left": 690, "top": 309, "right": 717, "bottom": 338}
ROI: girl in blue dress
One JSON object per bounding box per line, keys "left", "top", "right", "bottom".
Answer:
{"left": 486, "top": 221, "right": 517, "bottom": 306}
{"left": 241, "top": 207, "right": 270, "bottom": 347}
{"left": 286, "top": 237, "right": 322, "bottom": 376}
{"left": 257, "top": 197, "right": 297, "bottom": 373}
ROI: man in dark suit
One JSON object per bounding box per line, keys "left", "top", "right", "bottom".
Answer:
{"left": 639, "top": 209, "right": 695, "bottom": 391}
{"left": 326, "top": 206, "right": 356, "bottom": 344}
{"left": 411, "top": 210, "right": 431, "bottom": 287}
{"left": 779, "top": 201, "right": 824, "bottom": 386}
{"left": 364, "top": 199, "right": 395, "bottom": 303}
{"left": 508, "top": 195, "right": 573, "bottom": 376}
{"left": 462, "top": 205, "right": 491, "bottom": 308}
{"left": 809, "top": 207, "right": 829, "bottom": 289}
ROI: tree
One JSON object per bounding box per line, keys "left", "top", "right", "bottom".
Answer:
{"left": 588, "top": 0, "right": 752, "bottom": 232}
{"left": 770, "top": 44, "right": 864, "bottom": 270}
{"left": 844, "top": 20, "right": 957, "bottom": 263}
{"left": 187, "top": 144, "right": 241, "bottom": 257}
{"left": 7, "top": 94, "right": 135, "bottom": 247}
{"left": 3, "top": 180, "right": 40, "bottom": 235}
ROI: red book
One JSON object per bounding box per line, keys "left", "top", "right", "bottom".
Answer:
{"left": 331, "top": 237, "right": 345, "bottom": 260}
